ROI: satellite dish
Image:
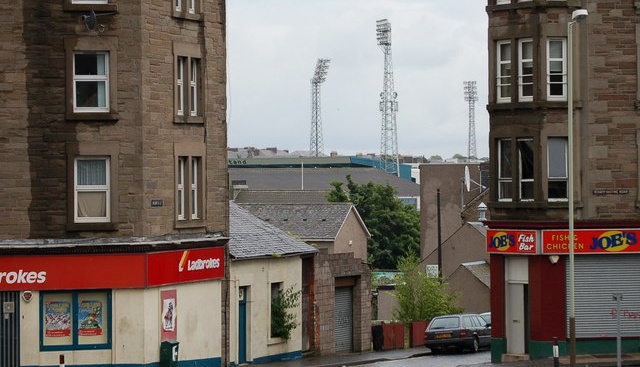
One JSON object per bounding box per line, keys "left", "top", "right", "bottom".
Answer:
{"left": 83, "top": 10, "right": 97, "bottom": 30}
{"left": 464, "top": 166, "right": 471, "bottom": 192}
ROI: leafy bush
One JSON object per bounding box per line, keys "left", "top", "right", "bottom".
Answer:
{"left": 271, "top": 285, "right": 301, "bottom": 340}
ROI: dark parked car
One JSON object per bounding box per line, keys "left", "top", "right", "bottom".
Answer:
{"left": 424, "top": 314, "right": 491, "bottom": 354}
{"left": 479, "top": 312, "right": 491, "bottom": 326}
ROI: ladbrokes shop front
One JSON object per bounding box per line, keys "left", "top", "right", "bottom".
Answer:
{"left": 487, "top": 228, "right": 640, "bottom": 362}
{"left": 0, "top": 244, "right": 226, "bottom": 367}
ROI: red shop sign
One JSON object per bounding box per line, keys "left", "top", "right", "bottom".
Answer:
{"left": 487, "top": 230, "right": 537, "bottom": 254}
{"left": 0, "top": 254, "right": 146, "bottom": 291}
{"left": 147, "top": 247, "right": 225, "bottom": 286}
{"left": 542, "top": 229, "right": 640, "bottom": 254}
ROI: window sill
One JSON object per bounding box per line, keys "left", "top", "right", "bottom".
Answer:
{"left": 267, "top": 337, "right": 285, "bottom": 346}
{"left": 67, "top": 222, "right": 118, "bottom": 232}
{"left": 172, "top": 11, "right": 203, "bottom": 22}
{"left": 174, "top": 115, "right": 204, "bottom": 124}
{"left": 63, "top": 3, "right": 118, "bottom": 13}
{"left": 66, "top": 113, "right": 119, "bottom": 123}
{"left": 175, "top": 219, "right": 206, "bottom": 229}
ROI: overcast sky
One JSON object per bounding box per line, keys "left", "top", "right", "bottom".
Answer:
{"left": 226, "top": 1, "right": 489, "bottom": 159}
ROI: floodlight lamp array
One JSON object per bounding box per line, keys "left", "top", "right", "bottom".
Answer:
{"left": 312, "top": 59, "right": 330, "bottom": 84}
{"left": 376, "top": 19, "right": 391, "bottom": 46}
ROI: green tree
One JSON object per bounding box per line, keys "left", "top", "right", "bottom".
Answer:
{"left": 328, "top": 175, "right": 420, "bottom": 269}
{"left": 393, "top": 253, "right": 462, "bottom": 323}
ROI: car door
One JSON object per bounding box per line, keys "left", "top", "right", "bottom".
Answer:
{"left": 473, "top": 315, "right": 491, "bottom": 346}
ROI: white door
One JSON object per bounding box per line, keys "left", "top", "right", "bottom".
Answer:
{"left": 506, "top": 283, "right": 526, "bottom": 353}
{"left": 505, "top": 256, "right": 528, "bottom": 354}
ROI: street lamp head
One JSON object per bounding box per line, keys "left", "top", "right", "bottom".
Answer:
{"left": 572, "top": 9, "right": 588, "bottom": 21}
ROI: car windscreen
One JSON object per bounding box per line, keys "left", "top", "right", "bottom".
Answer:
{"left": 428, "top": 317, "right": 459, "bottom": 330}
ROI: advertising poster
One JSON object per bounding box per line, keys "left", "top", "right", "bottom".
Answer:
{"left": 161, "top": 289, "right": 177, "bottom": 341}
{"left": 78, "top": 300, "right": 103, "bottom": 336}
{"left": 45, "top": 301, "right": 71, "bottom": 337}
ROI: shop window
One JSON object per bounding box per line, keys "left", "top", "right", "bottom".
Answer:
{"left": 497, "top": 40, "right": 512, "bottom": 103}
{"left": 174, "top": 43, "right": 203, "bottom": 123}
{"left": 547, "top": 38, "right": 567, "bottom": 101}
{"left": 174, "top": 143, "right": 205, "bottom": 227}
{"left": 548, "top": 137, "right": 568, "bottom": 201}
{"left": 498, "top": 139, "right": 513, "bottom": 201}
{"left": 518, "top": 39, "right": 533, "bottom": 101}
{"left": 40, "top": 291, "right": 111, "bottom": 351}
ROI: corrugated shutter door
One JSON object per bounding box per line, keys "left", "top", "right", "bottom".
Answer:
{"left": 335, "top": 287, "right": 353, "bottom": 352}
{"left": 570, "top": 255, "right": 640, "bottom": 338}
{"left": 0, "top": 292, "right": 19, "bottom": 367}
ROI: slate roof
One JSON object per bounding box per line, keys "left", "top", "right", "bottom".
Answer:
{"left": 229, "top": 167, "right": 419, "bottom": 197}
{"left": 229, "top": 202, "right": 318, "bottom": 260}
{"left": 236, "top": 202, "right": 369, "bottom": 241}
{"left": 234, "top": 190, "right": 330, "bottom": 204}
{"left": 460, "top": 260, "right": 490, "bottom": 287}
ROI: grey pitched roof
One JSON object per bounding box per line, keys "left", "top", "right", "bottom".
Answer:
{"left": 460, "top": 260, "right": 490, "bottom": 287}
{"left": 237, "top": 203, "right": 365, "bottom": 241}
{"left": 229, "top": 167, "right": 419, "bottom": 197}
{"left": 229, "top": 202, "right": 318, "bottom": 260}
{"left": 234, "top": 190, "right": 330, "bottom": 204}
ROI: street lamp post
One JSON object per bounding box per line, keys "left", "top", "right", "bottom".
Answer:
{"left": 567, "top": 8, "right": 588, "bottom": 367}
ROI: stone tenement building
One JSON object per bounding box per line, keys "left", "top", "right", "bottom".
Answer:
{"left": 0, "top": 2, "right": 229, "bottom": 367}
{"left": 485, "top": 0, "right": 640, "bottom": 362}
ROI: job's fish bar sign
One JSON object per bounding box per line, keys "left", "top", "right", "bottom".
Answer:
{"left": 487, "top": 230, "right": 538, "bottom": 254}
{"left": 542, "top": 229, "right": 640, "bottom": 254}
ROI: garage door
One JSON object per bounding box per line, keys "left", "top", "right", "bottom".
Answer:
{"left": 335, "top": 287, "right": 353, "bottom": 352}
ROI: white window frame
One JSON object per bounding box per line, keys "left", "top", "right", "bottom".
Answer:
{"left": 518, "top": 39, "right": 534, "bottom": 102}
{"left": 547, "top": 137, "right": 568, "bottom": 201}
{"left": 177, "top": 157, "right": 186, "bottom": 220}
{"left": 73, "top": 52, "right": 109, "bottom": 113}
{"left": 74, "top": 157, "right": 110, "bottom": 223}
{"left": 518, "top": 138, "right": 535, "bottom": 202}
{"left": 497, "top": 40, "right": 512, "bottom": 103}
{"left": 176, "top": 155, "right": 202, "bottom": 221}
{"left": 496, "top": 0, "right": 510, "bottom": 4}
{"left": 188, "top": 0, "right": 196, "bottom": 14}
{"left": 547, "top": 38, "right": 567, "bottom": 101}
{"left": 175, "top": 0, "right": 182, "bottom": 11}
{"left": 189, "top": 58, "right": 198, "bottom": 116}
{"left": 190, "top": 157, "right": 199, "bottom": 219}
{"left": 498, "top": 139, "right": 513, "bottom": 202}
{"left": 177, "top": 57, "right": 186, "bottom": 116}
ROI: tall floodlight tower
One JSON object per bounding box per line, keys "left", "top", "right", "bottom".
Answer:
{"left": 376, "top": 19, "right": 399, "bottom": 175}
{"left": 310, "top": 58, "right": 330, "bottom": 157}
{"left": 463, "top": 81, "right": 478, "bottom": 161}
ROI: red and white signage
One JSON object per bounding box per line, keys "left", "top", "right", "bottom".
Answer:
{"left": 487, "top": 230, "right": 537, "bottom": 254}
{"left": 542, "top": 229, "right": 640, "bottom": 254}
{"left": 148, "top": 247, "right": 225, "bottom": 286}
{"left": 0, "top": 246, "right": 225, "bottom": 291}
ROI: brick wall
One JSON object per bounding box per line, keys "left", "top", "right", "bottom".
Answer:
{"left": 313, "top": 252, "right": 372, "bottom": 355}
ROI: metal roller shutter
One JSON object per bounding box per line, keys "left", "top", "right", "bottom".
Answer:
{"left": 335, "top": 287, "right": 353, "bottom": 352}
{"left": 0, "top": 292, "right": 19, "bottom": 367}
{"left": 569, "top": 255, "right": 640, "bottom": 338}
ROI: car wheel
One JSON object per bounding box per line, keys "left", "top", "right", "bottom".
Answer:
{"left": 471, "top": 337, "right": 479, "bottom": 353}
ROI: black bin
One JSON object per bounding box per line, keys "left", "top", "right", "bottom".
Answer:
{"left": 160, "top": 340, "right": 179, "bottom": 367}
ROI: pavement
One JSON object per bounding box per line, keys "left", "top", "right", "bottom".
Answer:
{"left": 257, "top": 347, "right": 640, "bottom": 367}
